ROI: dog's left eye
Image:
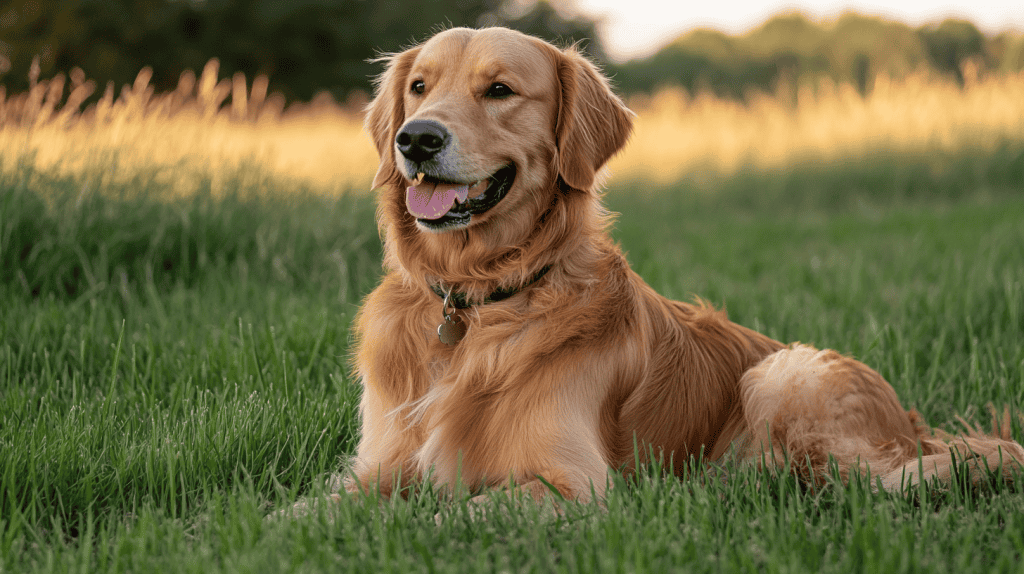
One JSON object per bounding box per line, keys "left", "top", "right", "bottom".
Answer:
{"left": 485, "top": 82, "right": 515, "bottom": 99}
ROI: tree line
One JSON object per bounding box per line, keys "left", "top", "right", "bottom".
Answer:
{"left": 609, "top": 13, "right": 1024, "bottom": 99}
{"left": 0, "top": 0, "right": 602, "bottom": 103}
{"left": 1, "top": 0, "right": 1022, "bottom": 107}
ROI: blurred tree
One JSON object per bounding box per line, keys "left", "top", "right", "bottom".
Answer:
{"left": 606, "top": 28, "right": 777, "bottom": 99}
{"left": 2, "top": 2, "right": 1020, "bottom": 106}
{"left": 0, "top": 0, "right": 604, "bottom": 104}
{"left": 609, "top": 12, "right": 1019, "bottom": 100}
{"left": 917, "top": 19, "right": 987, "bottom": 81}
{"left": 991, "top": 33, "right": 1024, "bottom": 73}
{"left": 0, "top": 0, "right": 79, "bottom": 80}
{"left": 823, "top": 14, "right": 928, "bottom": 92}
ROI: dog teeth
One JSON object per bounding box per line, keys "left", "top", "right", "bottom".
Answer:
{"left": 467, "top": 178, "right": 490, "bottom": 199}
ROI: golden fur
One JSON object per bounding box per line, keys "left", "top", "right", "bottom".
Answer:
{"left": 347, "top": 26, "right": 1024, "bottom": 502}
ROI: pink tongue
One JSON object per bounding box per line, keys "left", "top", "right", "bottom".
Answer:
{"left": 406, "top": 180, "right": 469, "bottom": 220}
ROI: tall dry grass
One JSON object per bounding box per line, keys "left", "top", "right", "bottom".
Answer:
{"left": 2, "top": 59, "right": 1023, "bottom": 194}
{"left": 0, "top": 59, "right": 376, "bottom": 195}
{"left": 612, "top": 63, "right": 1024, "bottom": 186}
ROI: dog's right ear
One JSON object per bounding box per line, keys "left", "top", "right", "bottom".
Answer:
{"left": 365, "top": 47, "right": 421, "bottom": 190}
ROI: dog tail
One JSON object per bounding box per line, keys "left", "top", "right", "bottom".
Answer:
{"left": 877, "top": 405, "right": 1024, "bottom": 492}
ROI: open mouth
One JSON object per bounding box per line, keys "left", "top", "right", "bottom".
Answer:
{"left": 405, "top": 164, "right": 516, "bottom": 231}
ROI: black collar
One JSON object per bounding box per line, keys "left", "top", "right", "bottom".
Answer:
{"left": 429, "top": 265, "right": 553, "bottom": 309}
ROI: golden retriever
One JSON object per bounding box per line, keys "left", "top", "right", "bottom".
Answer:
{"left": 347, "top": 26, "right": 1023, "bottom": 503}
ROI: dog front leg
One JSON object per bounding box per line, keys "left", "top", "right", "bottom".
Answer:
{"left": 343, "top": 381, "right": 425, "bottom": 499}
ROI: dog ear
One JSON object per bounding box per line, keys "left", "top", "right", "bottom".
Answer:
{"left": 554, "top": 46, "right": 634, "bottom": 191}
{"left": 365, "top": 47, "right": 421, "bottom": 190}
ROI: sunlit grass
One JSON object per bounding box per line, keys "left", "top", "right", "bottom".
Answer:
{"left": 610, "top": 64, "right": 1024, "bottom": 185}
{"left": 4, "top": 60, "right": 1024, "bottom": 193}
{"left": 0, "top": 60, "right": 377, "bottom": 195}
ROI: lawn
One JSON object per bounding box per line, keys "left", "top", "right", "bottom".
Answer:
{"left": 2, "top": 151, "right": 1024, "bottom": 572}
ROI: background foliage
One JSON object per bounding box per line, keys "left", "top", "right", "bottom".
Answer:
{"left": 2, "top": 0, "right": 1023, "bottom": 104}
{"left": 611, "top": 13, "right": 1023, "bottom": 98}
{"left": 0, "top": 0, "right": 601, "bottom": 102}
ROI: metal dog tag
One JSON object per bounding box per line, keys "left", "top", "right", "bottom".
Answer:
{"left": 438, "top": 315, "right": 467, "bottom": 345}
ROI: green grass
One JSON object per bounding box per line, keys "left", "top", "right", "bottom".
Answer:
{"left": 2, "top": 152, "right": 1024, "bottom": 573}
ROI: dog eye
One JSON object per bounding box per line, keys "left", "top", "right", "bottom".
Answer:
{"left": 410, "top": 80, "right": 425, "bottom": 95}
{"left": 485, "top": 82, "right": 515, "bottom": 99}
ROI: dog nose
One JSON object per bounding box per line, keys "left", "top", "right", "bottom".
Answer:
{"left": 396, "top": 119, "right": 449, "bottom": 163}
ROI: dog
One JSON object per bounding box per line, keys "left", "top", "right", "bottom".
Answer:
{"left": 345, "top": 26, "right": 1024, "bottom": 503}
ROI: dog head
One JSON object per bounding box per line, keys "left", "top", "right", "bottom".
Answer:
{"left": 365, "top": 27, "right": 633, "bottom": 287}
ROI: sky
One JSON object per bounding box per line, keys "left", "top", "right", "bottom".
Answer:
{"left": 572, "top": 0, "right": 1024, "bottom": 61}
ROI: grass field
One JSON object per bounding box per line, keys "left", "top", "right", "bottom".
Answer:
{"left": 4, "top": 62, "right": 1024, "bottom": 193}
{"left": 2, "top": 58, "right": 1024, "bottom": 573}
{"left": 3, "top": 142, "right": 1024, "bottom": 572}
